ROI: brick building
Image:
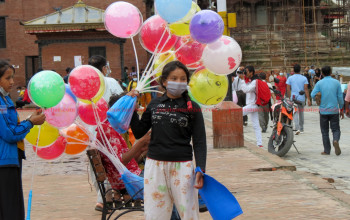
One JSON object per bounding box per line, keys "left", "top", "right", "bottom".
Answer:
{"left": 0, "top": 0, "right": 148, "bottom": 98}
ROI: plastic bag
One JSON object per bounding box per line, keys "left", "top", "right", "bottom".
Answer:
{"left": 107, "top": 95, "right": 137, "bottom": 134}
{"left": 120, "top": 169, "right": 144, "bottom": 200}
{"left": 195, "top": 167, "right": 243, "bottom": 220}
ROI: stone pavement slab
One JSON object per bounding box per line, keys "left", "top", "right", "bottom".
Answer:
{"left": 225, "top": 105, "right": 350, "bottom": 195}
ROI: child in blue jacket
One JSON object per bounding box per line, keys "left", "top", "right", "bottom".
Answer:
{"left": 0, "top": 60, "right": 45, "bottom": 220}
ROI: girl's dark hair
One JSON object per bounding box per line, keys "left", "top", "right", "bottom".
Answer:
{"left": 159, "top": 61, "right": 193, "bottom": 110}
{"left": 0, "top": 60, "right": 15, "bottom": 78}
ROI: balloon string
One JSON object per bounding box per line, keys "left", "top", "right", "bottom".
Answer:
{"left": 137, "top": 38, "right": 190, "bottom": 92}
{"left": 26, "top": 124, "right": 41, "bottom": 220}
{"left": 141, "top": 76, "right": 160, "bottom": 88}
{"left": 140, "top": 85, "right": 159, "bottom": 91}
{"left": 145, "top": 28, "right": 172, "bottom": 73}
{"left": 131, "top": 37, "right": 140, "bottom": 84}
{"left": 74, "top": 120, "right": 96, "bottom": 142}
{"left": 142, "top": 28, "right": 167, "bottom": 77}
{"left": 90, "top": 103, "right": 116, "bottom": 158}
{"left": 140, "top": 90, "right": 164, "bottom": 94}
{"left": 136, "top": 28, "right": 173, "bottom": 92}
{"left": 91, "top": 102, "right": 125, "bottom": 173}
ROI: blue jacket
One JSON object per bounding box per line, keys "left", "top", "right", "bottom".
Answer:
{"left": 311, "top": 76, "right": 344, "bottom": 115}
{"left": 0, "top": 95, "right": 33, "bottom": 167}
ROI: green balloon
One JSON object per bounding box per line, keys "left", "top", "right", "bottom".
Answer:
{"left": 29, "top": 70, "right": 65, "bottom": 108}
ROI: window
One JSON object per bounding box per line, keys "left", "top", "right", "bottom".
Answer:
{"left": 89, "top": 46, "right": 106, "bottom": 59}
{"left": 0, "top": 17, "right": 6, "bottom": 48}
{"left": 25, "top": 56, "right": 39, "bottom": 84}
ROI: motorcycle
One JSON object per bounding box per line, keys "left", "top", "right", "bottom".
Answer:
{"left": 268, "top": 90, "right": 305, "bottom": 157}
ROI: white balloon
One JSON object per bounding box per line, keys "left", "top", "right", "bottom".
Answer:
{"left": 202, "top": 36, "right": 242, "bottom": 75}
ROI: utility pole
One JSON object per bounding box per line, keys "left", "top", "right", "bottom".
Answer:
{"left": 212, "top": 0, "right": 244, "bottom": 148}
{"left": 217, "top": 0, "right": 233, "bottom": 101}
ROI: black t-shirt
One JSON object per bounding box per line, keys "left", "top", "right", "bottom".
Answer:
{"left": 304, "top": 73, "right": 312, "bottom": 89}
{"left": 130, "top": 94, "right": 207, "bottom": 171}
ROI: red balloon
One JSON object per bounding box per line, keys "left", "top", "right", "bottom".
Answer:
{"left": 139, "top": 15, "right": 178, "bottom": 53}
{"left": 175, "top": 36, "right": 205, "bottom": 69}
{"left": 78, "top": 98, "right": 108, "bottom": 125}
{"left": 33, "top": 136, "right": 66, "bottom": 160}
{"left": 69, "top": 65, "right": 101, "bottom": 100}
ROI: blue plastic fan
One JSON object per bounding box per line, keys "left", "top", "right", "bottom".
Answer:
{"left": 195, "top": 167, "right": 243, "bottom": 220}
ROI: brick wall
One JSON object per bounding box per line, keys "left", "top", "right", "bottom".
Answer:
{"left": 0, "top": 0, "right": 148, "bottom": 99}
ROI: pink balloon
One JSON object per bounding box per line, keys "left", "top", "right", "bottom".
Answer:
{"left": 175, "top": 36, "right": 205, "bottom": 69}
{"left": 202, "top": 36, "right": 242, "bottom": 75}
{"left": 78, "top": 98, "right": 108, "bottom": 125}
{"left": 104, "top": 2, "right": 143, "bottom": 38}
{"left": 69, "top": 65, "right": 101, "bottom": 100}
{"left": 139, "top": 15, "right": 178, "bottom": 53}
{"left": 45, "top": 93, "right": 77, "bottom": 128}
{"left": 33, "top": 136, "right": 66, "bottom": 160}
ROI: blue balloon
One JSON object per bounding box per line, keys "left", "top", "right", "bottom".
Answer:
{"left": 155, "top": 0, "right": 192, "bottom": 23}
{"left": 196, "top": 167, "right": 243, "bottom": 220}
{"left": 65, "top": 84, "right": 77, "bottom": 102}
{"left": 107, "top": 95, "right": 137, "bottom": 134}
{"left": 190, "top": 10, "right": 224, "bottom": 44}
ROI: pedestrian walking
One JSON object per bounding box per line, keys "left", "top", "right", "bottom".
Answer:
{"left": 311, "top": 66, "right": 344, "bottom": 155}
{"left": 88, "top": 55, "right": 123, "bottom": 101}
{"left": 128, "top": 61, "right": 206, "bottom": 219}
{"left": 239, "top": 65, "right": 263, "bottom": 147}
{"left": 286, "top": 64, "right": 311, "bottom": 135}
{"left": 232, "top": 66, "right": 248, "bottom": 126}
{"left": 63, "top": 67, "right": 71, "bottom": 83}
{"left": 0, "top": 59, "right": 46, "bottom": 220}
{"left": 345, "top": 82, "right": 350, "bottom": 117}
{"left": 258, "top": 72, "right": 275, "bottom": 133}
{"left": 275, "top": 69, "right": 287, "bottom": 100}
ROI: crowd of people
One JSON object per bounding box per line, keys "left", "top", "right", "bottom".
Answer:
{"left": 232, "top": 64, "right": 347, "bottom": 156}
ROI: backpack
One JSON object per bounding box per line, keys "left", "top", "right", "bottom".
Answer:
{"left": 255, "top": 79, "right": 271, "bottom": 106}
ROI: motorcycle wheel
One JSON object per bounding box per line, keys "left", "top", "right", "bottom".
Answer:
{"left": 268, "top": 127, "right": 294, "bottom": 157}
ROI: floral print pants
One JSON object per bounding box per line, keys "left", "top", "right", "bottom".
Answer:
{"left": 144, "top": 158, "right": 199, "bottom": 220}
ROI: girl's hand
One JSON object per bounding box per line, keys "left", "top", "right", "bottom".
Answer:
{"left": 29, "top": 112, "right": 46, "bottom": 125}
{"left": 194, "top": 172, "right": 204, "bottom": 189}
{"left": 127, "top": 89, "right": 139, "bottom": 98}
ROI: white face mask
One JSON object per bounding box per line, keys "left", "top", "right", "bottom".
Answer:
{"left": 279, "top": 72, "right": 284, "bottom": 76}
{"left": 0, "top": 87, "right": 9, "bottom": 97}
{"left": 17, "top": 90, "right": 20, "bottom": 93}
{"left": 166, "top": 81, "right": 187, "bottom": 97}
{"left": 133, "top": 78, "right": 137, "bottom": 81}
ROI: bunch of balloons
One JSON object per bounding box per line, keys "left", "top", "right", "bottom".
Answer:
{"left": 25, "top": 65, "right": 109, "bottom": 160}
{"left": 104, "top": 0, "right": 242, "bottom": 107}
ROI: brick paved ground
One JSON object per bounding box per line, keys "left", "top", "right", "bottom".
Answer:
{"left": 20, "top": 109, "right": 350, "bottom": 219}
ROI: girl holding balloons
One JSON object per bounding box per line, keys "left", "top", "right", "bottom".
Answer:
{"left": 0, "top": 59, "right": 46, "bottom": 220}
{"left": 128, "top": 61, "right": 206, "bottom": 220}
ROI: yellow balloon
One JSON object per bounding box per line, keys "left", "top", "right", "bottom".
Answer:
{"left": 189, "top": 68, "right": 228, "bottom": 106}
{"left": 153, "top": 52, "right": 176, "bottom": 78}
{"left": 78, "top": 71, "right": 106, "bottom": 104}
{"left": 169, "top": 23, "right": 191, "bottom": 36}
{"left": 25, "top": 121, "right": 60, "bottom": 147}
{"left": 169, "top": 2, "right": 201, "bottom": 36}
